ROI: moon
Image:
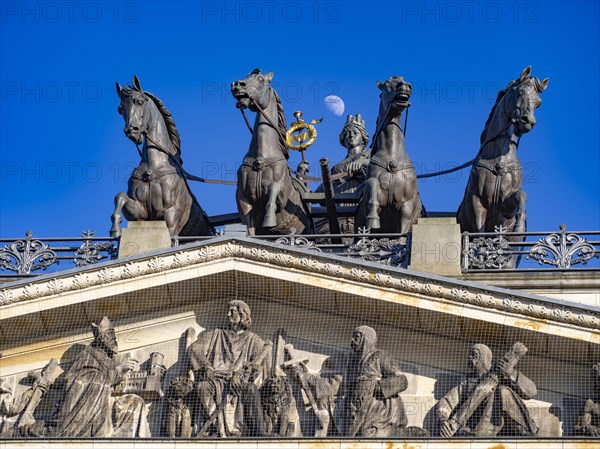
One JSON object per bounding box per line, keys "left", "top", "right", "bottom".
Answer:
{"left": 324, "top": 95, "right": 345, "bottom": 116}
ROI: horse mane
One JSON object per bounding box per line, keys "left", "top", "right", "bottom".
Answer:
{"left": 370, "top": 101, "right": 387, "bottom": 156}
{"left": 270, "top": 87, "right": 289, "bottom": 159}
{"left": 479, "top": 80, "right": 515, "bottom": 145}
{"left": 144, "top": 90, "right": 183, "bottom": 165}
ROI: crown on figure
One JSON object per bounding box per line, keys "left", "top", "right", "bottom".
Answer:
{"left": 91, "top": 316, "right": 114, "bottom": 336}
{"left": 345, "top": 114, "right": 366, "bottom": 129}
{"left": 339, "top": 114, "right": 369, "bottom": 147}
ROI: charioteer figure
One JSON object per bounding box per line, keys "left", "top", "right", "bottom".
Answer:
{"left": 314, "top": 114, "right": 370, "bottom": 236}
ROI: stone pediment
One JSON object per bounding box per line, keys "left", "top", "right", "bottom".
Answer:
{"left": 1, "top": 236, "right": 599, "bottom": 442}
{"left": 1, "top": 237, "right": 598, "bottom": 352}
{"left": 0, "top": 234, "right": 600, "bottom": 372}
{"left": 0, "top": 234, "right": 600, "bottom": 332}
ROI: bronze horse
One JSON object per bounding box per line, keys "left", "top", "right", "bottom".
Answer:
{"left": 457, "top": 67, "right": 548, "bottom": 235}
{"left": 356, "top": 75, "right": 423, "bottom": 233}
{"left": 231, "top": 69, "right": 311, "bottom": 235}
{"left": 110, "top": 76, "right": 212, "bottom": 237}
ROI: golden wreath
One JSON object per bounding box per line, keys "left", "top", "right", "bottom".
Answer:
{"left": 285, "top": 121, "right": 318, "bottom": 151}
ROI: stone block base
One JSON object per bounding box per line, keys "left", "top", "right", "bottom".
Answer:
{"left": 117, "top": 221, "right": 172, "bottom": 258}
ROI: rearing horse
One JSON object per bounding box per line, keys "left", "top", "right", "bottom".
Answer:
{"left": 110, "top": 76, "right": 212, "bottom": 238}
{"left": 231, "top": 69, "right": 311, "bottom": 235}
{"left": 356, "top": 75, "right": 423, "bottom": 233}
{"left": 457, "top": 66, "right": 549, "bottom": 235}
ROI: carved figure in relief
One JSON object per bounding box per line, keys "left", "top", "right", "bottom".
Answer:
{"left": 284, "top": 357, "right": 342, "bottom": 437}
{"left": 164, "top": 377, "right": 193, "bottom": 437}
{"left": 574, "top": 362, "right": 600, "bottom": 437}
{"left": 344, "top": 326, "right": 412, "bottom": 437}
{"left": 437, "top": 342, "right": 538, "bottom": 437}
{"left": 0, "top": 359, "right": 61, "bottom": 436}
{"left": 260, "top": 374, "right": 302, "bottom": 437}
{"left": 27, "top": 317, "right": 145, "bottom": 437}
{"left": 0, "top": 377, "right": 31, "bottom": 434}
{"left": 186, "top": 300, "right": 272, "bottom": 437}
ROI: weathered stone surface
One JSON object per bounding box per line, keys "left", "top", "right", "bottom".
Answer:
{"left": 0, "top": 237, "right": 597, "bottom": 442}
{"left": 117, "top": 221, "right": 172, "bottom": 258}
{"left": 186, "top": 300, "right": 271, "bottom": 437}
{"left": 574, "top": 362, "right": 600, "bottom": 436}
{"left": 409, "top": 217, "right": 462, "bottom": 275}
{"left": 437, "top": 342, "right": 539, "bottom": 437}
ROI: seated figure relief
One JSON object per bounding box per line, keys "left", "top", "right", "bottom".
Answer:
{"left": 437, "top": 342, "right": 538, "bottom": 437}
{"left": 186, "top": 300, "right": 272, "bottom": 437}
{"left": 0, "top": 359, "right": 61, "bottom": 436}
{"left": 344, "top": 326, "right": 427, "bottom": 437}
{"left": 25, "top": 317, "right": 146, "bottom": 438}
{"left": 574, "top": 362, "right": 600, "bottom": 437}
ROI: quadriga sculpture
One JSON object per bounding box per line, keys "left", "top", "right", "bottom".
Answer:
{"left": 231, "top": 69, "right": 312, "bottom": 235}
{"left": 110, "top": 76, "right": 213, "bottom": 238}
{"left": 457, "top": 67, "right": 549, "bottom": 235}
{"left": 355, "top": 75, "right": 423, "bottom": 233}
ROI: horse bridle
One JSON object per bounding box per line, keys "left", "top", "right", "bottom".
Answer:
{"left": 238, "top": 86, "right": 287, "bottom": 152}
{"left": 130, "top": 81, "right": 525, "bottom": 187}
{"left": 136, "top": 133, "right": 236, "bottom": 185}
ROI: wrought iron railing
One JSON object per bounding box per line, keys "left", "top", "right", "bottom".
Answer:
{"left": 2, "top": 225, "right": 598, "bottom": 278}
{"left": 174, "top": 227, "right": 411, "bottom": 268}
{"left": 0, "top": 231, "right": 118, "bottom": 277}
{"left": 461, "top": 225, "right": 600, "bottom": 272}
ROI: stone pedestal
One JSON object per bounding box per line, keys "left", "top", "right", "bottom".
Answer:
{"left": 222, "top": 223, "right": 248, "bottom": 238}
{"left": 117, "top": 221, "right": 172, "bottom": 258}
{"left": 409, "top": 217, "right": 462, "bottom": 276}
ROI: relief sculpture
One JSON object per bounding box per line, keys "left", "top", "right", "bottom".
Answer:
{"left": 437, "top": 342, "right": 538, "bottom": 437}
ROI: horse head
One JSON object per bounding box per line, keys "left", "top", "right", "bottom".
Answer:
{"left": 376, "top": 75, "right": 412, "bottom": 118}
{"left": 116, "top": 75, "right": 152, "bottom": 145}
{"left": 501, "top": 66, "right": 549, "bottom": 137}
{"left": 231, "top": 68, "right": 275, "bottom": 112}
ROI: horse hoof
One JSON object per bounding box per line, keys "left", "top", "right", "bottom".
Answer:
{"left": 367, "top": 219, "right": 381, "bottom": 230}
{"left": 263, "top": 216, "right": 277, "bottom": 228}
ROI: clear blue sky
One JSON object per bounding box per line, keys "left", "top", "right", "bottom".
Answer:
{"left": 1, "top": 0, "right": 599, "bottom": 237}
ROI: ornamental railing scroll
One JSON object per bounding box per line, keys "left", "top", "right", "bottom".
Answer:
{"left": 0, "top": 231, "right": 118, "bottom": 276}
{"left": 461, "top": 225, "right": 600, "bottom": 272}
{"left": 3, "top": 225, "right": 598, "bottom": 278}
{"left": 175, "top": 228, "right": 410, "bottom": 267}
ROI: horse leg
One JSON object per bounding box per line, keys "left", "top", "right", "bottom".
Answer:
{"left": 471, "top": 196, "right": 488, "bottom": 233}
{"left": 110, "top": 192, "right": 129, "bottom": 237}
{"left": 365, "top": 177, "right": 381, "bottom": 230}
{"left": 400, "top": 198, "right": 420, "bottom": 234}
{"left": 263, "top": 181, "right": 283, "bottom": 228}
{"left": 163, "top": 207, "right": 178, "bottom": 238}
{"left": 111, "top": 192, "right": 147, "bottom": 237}
{"left": 236, "top": 190, "right": 255, "bottom": 236}
{"left": 503, "top": 191, "right": 527, "bottom": 269}
{"left": 513, "top": 191, "right": 527, "bottom": 233}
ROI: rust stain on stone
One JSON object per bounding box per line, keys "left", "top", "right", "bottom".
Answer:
{"left": 487, "top": 445, "right": 506, "bottom": 449}
{"left": 383, "top": 442, "right": 421, "bottom": 449}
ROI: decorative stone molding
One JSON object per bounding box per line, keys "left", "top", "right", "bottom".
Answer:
{"left": 1, "top": 238, "right": 598, "bottom": 330}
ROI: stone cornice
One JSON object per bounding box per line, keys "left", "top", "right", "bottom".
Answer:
{"left": 1, "top": 237, "right": 598, "bottom": 332}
